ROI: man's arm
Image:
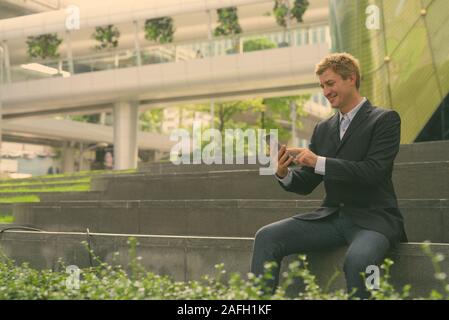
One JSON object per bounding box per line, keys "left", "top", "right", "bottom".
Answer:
{"left": 276, "top": 124, "right": 323, "bottom": 195}
{"left": 279, "top": 166, "right": 323, "bottom": 195}
{"left": 324, "top": 110, "right": 401, "bottom": 186}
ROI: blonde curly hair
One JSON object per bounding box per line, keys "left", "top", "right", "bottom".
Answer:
{"left": 315, "top": 53, "right": 361, "bottom": 89}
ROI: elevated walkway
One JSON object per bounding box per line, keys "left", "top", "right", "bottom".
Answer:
{"left": 3, "top": 117, "right": 177, "bottom": 151}
{"left": 2, "top": 44, "right": 328, "bottom": 117}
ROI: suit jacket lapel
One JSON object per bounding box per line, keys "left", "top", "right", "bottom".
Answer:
{"left": 336, "top": 100, "right": 373, "bottom": 154}
{"left": 329, "top": 112, "right": 340, "bottom": 149}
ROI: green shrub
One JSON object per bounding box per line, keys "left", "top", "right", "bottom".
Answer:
{"left": 243, "top": 38, "right": 277, "bottom": 52}
{"left": 0, "top": 239, "right": 447, "bottom": 300}
{"left": 0, "top": 216, "right": 13, "bottom": 223}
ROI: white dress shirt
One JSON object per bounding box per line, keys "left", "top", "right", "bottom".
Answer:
{"left": 277, "top": 97, "right": 367, "bottom": 186}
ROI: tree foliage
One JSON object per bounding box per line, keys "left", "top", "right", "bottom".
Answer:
{"left": 140, "top": 109, "right": 163, "bottom": 133}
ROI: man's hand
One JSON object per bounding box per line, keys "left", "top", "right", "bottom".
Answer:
{"left": 275, "top": 145, "right": 294, "bottom": 178}
{"left": 288, "top": 147, "right": 318, "bottom": 168}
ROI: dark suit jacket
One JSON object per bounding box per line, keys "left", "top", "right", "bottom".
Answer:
{"left": 279, "top": 100, "right": 408, "bottom": 244}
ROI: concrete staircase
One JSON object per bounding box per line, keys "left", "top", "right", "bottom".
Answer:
{"left": 2, "top": 140, "right": 449, "bottom": 298}
{"left": 13, "top": 199, "right": 449, "bottom": 243}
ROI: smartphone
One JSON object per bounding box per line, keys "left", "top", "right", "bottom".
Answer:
{"left": 264, "top": 134, "right": 298, "bottom": 166}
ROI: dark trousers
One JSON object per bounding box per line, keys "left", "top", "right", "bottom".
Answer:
{"left": 250, "top": 212, "right": 390, "bottom": 299}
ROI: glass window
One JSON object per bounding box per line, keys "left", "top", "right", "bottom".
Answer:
{"left": 320, "top": 27, "right": 326, "bottom": 43}
{"left": 312, "top": 28, "right": 318, "bottom": 44}
{"left": 296, "top": 30, "right": 302, "bottom": 46}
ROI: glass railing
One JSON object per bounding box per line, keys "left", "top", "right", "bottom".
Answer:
{"left": 7, "top": 24, "right": 330, "bottom": 83}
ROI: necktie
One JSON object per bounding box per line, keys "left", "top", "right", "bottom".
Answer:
{"left": 339, "top": 115, "right": 350, "bottom": 140}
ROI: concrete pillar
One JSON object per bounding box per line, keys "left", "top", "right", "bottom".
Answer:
{"left": 113, "top": 101, "right": 139, "bottom": 170}
{"left": 207, "top": 10, "right": 213, "bottom": 57}
{"left": 99, "top": 112, "right": 106, "bottom": 125}
{"left": 62, "top": 141, "right": 76, "bottom": 173}
{"left": 155, "top": 150, "right": 164, "bottom": 162}
{"left": 133, "top": 20, "right": 142, "bottom": 66}
{"left": 65, "top": 31, "right": 75, "bottom": 75}
{"left": 210, "top": 99, "right": 215, "bottom": 129}
{"left": 78, "top": 142, "right": 91, "bottom": 172}
{"left": 1, "top": 41, "right": 11, "bottom": 83}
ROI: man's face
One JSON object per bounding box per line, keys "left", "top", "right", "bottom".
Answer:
{"left": 319, "top": 68, "right": 357, "bottom": 110}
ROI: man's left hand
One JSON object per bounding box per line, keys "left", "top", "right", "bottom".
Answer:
{"left": 287, "top": 147, "right": 318, "bottom": 168}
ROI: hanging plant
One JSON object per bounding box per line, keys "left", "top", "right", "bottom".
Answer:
{"left": 92, "top": 25, "right": 121, "bottom": 50}
{"left": 273, "top": 0, "right": 309, "bottom": 46}
{"left": 144, "top": 17, "right": 175, "bottom": 44}
{"left": 273, "top": 0, "right": 290, "bottom": 28}
{"left": 291, "top": 0, "right": 309, "bottom": 23}
{"left": 26, "top": 33, "right": 62, "bottom": 60}
{"left": 214, "top": 7, "right": 243, "bottom": 54}
{"left": 273, "top": 0, "right": 309, "bottom": 27}
{"left": 214, "top": 7, "right": 242, "bottom": 37}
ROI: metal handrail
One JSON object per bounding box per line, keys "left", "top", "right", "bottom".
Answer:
{"left": 25, "top": 24, "right": 328, "bottom": 66}
{"left": 9, "top": 23, "right": 330, "bottom": 82}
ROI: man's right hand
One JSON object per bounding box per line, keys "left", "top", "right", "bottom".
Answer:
{"left": 276, "top": 145, "right": 294, "bottom": 178}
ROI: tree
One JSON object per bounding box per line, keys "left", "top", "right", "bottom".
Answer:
{"left": 194, "top": 95, "right": 310, "bottom": 151}
{"left": 196, "top": 99, "right": 260, "bottom": 134}
{"left": 258, "top": 95, "right": 310, "bottom": 143}
{"left": 69, "top": 114, "right": 101, "bottom": 124}
{"left": 140, "top": 109, "right": 163, "bottom": 133}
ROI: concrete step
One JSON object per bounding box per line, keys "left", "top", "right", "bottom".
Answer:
{"left": 13, "top": 199, "right": 449, "bottom": 243}
{"left": 0, "top": 230, "right": 447, "bottom": 298}
{"left": 137, "top": 141, "right": 449, "bottom": 174}
{"left": 395, "top": 140, "right": 449, "bottom": 163}
{"left": 0, "top": 191, "right": 101, "bottom": 202}
{"left": 0, "top": 204, "right": 13, "bottom": 216}
{"left": 138, "top": 159, "right": 262, "bottom": 174}
{"left": 38, "top": 191, "right": 102, "bottom": 202}
{"left": 0, "top": 174, "right": 93, "bottom": 185}
{"left": 0, "top": 169, "right": 134, "bottom": 188}
{"left": 91, "top": 161, "right": 449, "bottom": 200}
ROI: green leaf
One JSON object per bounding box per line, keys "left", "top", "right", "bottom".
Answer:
{"left": 144, "top": 17, "right": 175, "bottom": 44}
{"left": 26, "top": 34, "right": 62, "bottom": 60}
{"left": 92, "top": 25, "right": 121, "bottom": 51}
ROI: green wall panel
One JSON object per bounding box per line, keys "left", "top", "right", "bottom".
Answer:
{"left": 329, "top": 0, "right": 449, "bottom": 143}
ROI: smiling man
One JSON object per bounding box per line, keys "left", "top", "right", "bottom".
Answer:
{"left": 250, "top": 53, "right": 408, "bottom": 299}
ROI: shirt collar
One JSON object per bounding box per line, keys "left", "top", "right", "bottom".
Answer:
{"left": 339, "top": 97, "right": 367, "bottom": 122}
